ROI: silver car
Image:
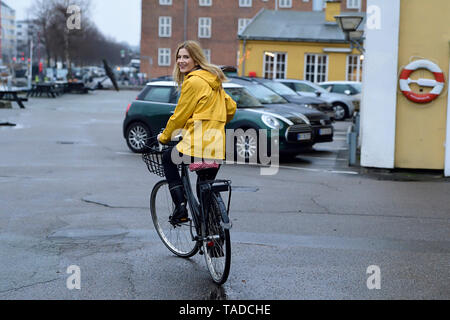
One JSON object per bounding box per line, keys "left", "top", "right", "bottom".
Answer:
{"left": 276, "top": 79, "right": 355, "bottom": 121}
{"left": 319, "top": 81, "right": 362, "bottom": 113}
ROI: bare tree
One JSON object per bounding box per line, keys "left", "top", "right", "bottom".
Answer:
{"left": 29, "top": 0, "right": 135, "bottom": 75}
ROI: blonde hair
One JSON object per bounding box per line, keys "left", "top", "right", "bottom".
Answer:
{"left": 173, "top": 40, "right": 228, "bottom": 88}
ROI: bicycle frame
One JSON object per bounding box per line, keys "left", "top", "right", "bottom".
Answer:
{"left": 179, "top": 165, "right": 232, "bottom": 244}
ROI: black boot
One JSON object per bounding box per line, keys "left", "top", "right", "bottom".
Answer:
{"left": 169, "top": 184, "right": 189, "bottom": 224}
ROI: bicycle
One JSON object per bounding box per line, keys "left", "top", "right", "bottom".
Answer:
{"left": 142, "top": 138, "right": 232, "bottom": 285}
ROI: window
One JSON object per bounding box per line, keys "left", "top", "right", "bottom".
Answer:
{"left": 312, "top": 0, "right": 324, "bottom": 11}
{"left": 198, "top": 17, "right": 212, "bottom": 38}
{"left": 159, "top": 0, "right": 172, "bottom": 5}
{"left": 203, "top": 49, "right": 211, "bottom": 63}
{"left": 263, "top": 52, "right": 287, "bottom": 80}
{"left": 239, "top": 0, "right": 252, "bottom": 7}
{"left": 238, "top": 18, "right": 251, "bottom": 34}
{"left": 347, "top": 0, "right": 361, "bottom": 9}
{"left": 142, "top": 86, "right": 174, "bottom": 103}
{"left": 158, "top": 48, "right": 171, "bottom": 66}
{"left": 279, "top": 0, "right": 292, "bottom": 8}
{"left": 224, "top": 88, "right": 263, "bottom": 108}
{"left": 346, "top": 55, "right": 363, "bottom": 81}
{"left": 158, "top": 17, "right": 172, "bottom": 37}
{"left": 293, "top": 82, "right": 317, "bottom": 93}
{"left": 199, "top": 0, "right": 212, "bottom": 6}
{"left": 304, "top": 54, "right": 328, "bottom": 83}
{"left": 329, "top": 84, "right": 359, "bottom": 95}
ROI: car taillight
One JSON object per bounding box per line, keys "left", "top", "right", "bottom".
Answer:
{"left": 126, "top": 103, "right": 131, "bottom": 115}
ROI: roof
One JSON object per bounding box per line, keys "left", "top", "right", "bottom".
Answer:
{"left": 1, "top": 1, "right": 14, "bottom": 11}
{"left": 239, "top": 9, "right": 366, "bottom": 43}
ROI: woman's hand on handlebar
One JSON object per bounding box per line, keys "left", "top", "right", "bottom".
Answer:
{"left": 156, "top": 133, "right": 165, "bottom": 151}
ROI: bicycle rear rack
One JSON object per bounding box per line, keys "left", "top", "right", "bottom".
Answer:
{"left": 198, "top": 179, "right": 232, "bottom": 230}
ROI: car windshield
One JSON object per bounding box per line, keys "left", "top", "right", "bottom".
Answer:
{"left": 350, "top": 83, "right": 362, "bottom": 93}
{"left": 302, "top": 81, "right": 328, "bottom": 94}
{"left": 261, "top": 80, "right": 298, "bottom": 96}
{"left": 224, "top": 87, "right": 263, "bottom": 108}
{"left": 244, "top": 84, "right": 288, "bottom": 104}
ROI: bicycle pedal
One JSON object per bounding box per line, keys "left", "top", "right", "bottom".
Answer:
{"left": 169, "top": 217, "right": 191, "bottom": 227}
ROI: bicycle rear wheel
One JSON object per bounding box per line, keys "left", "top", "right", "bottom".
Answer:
{"left": 203, "top": 193, "right": 231, "bottom": 285}
{"left": 150, "top": 180, "right": 199, "bottom": 258}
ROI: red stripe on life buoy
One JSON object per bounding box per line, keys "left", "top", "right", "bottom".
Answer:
{"left": 399, "top": 69, "right": 413, "bottom": 80}
{"left": 401, "top": 91, "right": 439, "bottom": 104}
{"left": 434, "top": 72, "right": 445, "bottom": 83}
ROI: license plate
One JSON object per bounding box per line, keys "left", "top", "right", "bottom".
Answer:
{"left": 297, "top": 133, "right": 311, "bottom": 141}
{"left": 319, "top": 128, "right": 332, "bottom": 135}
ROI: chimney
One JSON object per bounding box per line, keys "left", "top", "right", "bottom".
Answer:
{"left": 325, "top": 0, "right": 341, "bottom": 23}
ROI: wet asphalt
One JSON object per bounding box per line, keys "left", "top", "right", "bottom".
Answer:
{"left": 0, "top": 90, "right": 449, "bottom": 300}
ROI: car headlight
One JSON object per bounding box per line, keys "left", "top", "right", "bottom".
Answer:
{"left": 301, "top": 104, "right": 313, "bottom": 109}
{"left": 261, "top": 114, "right": 281, "bottom": 129}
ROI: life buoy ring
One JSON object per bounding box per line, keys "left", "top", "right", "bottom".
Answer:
{"left": 399, "top": 59, "right": 445, "bottom": 104}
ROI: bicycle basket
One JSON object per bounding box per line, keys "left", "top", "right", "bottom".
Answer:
{"left": 142, "top": 143, "right": 170, "bottom": 177}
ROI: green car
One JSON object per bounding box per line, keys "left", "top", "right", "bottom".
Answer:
{"left": 123, "top": 81, "right": 314, "bottom": 160}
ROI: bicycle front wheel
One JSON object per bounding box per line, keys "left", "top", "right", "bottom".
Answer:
{"left": 203, "top": 193, "right": 231, "bottom": 285}
{"left": 150, "top": 180, "right": 199, "bottom": 258}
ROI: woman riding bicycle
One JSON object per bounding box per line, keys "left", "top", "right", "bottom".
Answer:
{"left": 158, "top": 40, "right": 237, "bottom": 225}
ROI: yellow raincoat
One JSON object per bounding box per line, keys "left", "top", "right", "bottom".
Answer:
{"left": 159, "top": 69, "right": 237, "bottom": 159}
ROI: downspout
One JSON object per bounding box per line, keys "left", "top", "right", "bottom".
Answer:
{"left": 241, "top": 37, "right": 247, "bottom": 77}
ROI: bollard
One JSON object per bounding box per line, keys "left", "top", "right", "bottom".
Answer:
{"left": 347, "top": 125, "right": 357, "bottom": 166}
{"left": 347, "top": 112, "right": 360, "bottom": 166}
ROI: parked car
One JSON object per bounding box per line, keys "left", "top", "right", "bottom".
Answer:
{"left": 319, "top": 81, "right": 361, "bottom": 112}
{"left": 228, "top": 77, "right": 334, "bottom": 146}
{"left": 276, "top": 79, "right": 355, "bottom": 121}
{"left": 123, "top": 81, "right": 314, "bottom": 160}
{"left": 231, "top": 76, "right": 335, "bottom": 120}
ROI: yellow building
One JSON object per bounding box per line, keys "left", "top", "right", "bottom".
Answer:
{"left": 360, "top": 0, "right": 450, "bottom": 175}
{"left": 237, "top": 1, "right": 364, "bottom": 82}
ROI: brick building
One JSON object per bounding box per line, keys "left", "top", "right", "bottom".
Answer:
{"left": 141, "top": 0, "right": 367, "bottom": 79}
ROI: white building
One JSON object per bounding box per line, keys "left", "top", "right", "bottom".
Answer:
{"left": 16, "top": 20, "right": 38, "bottom": 61}
{"left": 1, "top": 1, "right": 16, "bottom": 64}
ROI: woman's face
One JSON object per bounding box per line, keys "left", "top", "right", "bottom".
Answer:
{"left": 177, "top": 48, "right": 196, "bottom": 74}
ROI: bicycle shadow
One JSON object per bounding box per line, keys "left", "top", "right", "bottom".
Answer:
{"left": 207, "top": 284, "right": 228, "bottom": 300}
{"left": 165, "top": 255, "right": 229, "bottom": 300}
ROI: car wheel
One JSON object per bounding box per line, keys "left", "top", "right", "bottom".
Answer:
{"left": 126, "top": 122, "right": 151, "bottom": 153}
{"left": 333, "top": 103, "right": 348, "bottom": 121}
{"left": 234, "top": 130, "right": 259, "bottom": 163}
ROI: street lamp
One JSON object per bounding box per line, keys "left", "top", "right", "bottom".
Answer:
{"left": 335, "top": 15, "right": 365, "bottom": 53}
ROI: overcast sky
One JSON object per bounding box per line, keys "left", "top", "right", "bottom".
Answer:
{"left": 4, "top": 0, "right": 142, "bottom": 47}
